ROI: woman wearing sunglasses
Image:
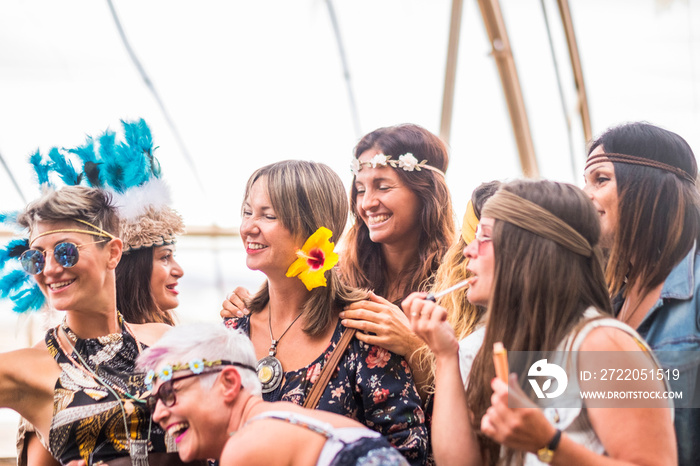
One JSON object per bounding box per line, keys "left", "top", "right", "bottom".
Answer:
{"left": 404, "top": 180, "right": 676, "bottom": 465}
{"left": 0, "top": 185, "right": 188, "bottom": 465}
{"left": 223, "top": 160, "right": 427, "bottom": 465}
{"left": 137, "top": 322, "right": 410, "bottom": 465}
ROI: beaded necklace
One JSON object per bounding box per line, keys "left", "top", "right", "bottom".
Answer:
{"left": 54, "top": 313, "right": 151, "bottom": 466}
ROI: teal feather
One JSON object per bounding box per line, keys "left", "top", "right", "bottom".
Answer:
{"left": 0, "top": 239, "right": 28, "bottom": 269}
{"left": 48, "top": 147, "right": 80, "bottom": 185}
{"left": 0, "top": 270, "right": 27, "bottom": 299}
{"left": 10, "top": 286, "right": 45, "bottom": 313}
{"left": 29, "top": 151, "right": 51, "bottom": 186}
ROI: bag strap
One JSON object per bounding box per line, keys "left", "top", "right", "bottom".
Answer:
{"left": 303, "top": 327, "right": 356, "bottom": 409}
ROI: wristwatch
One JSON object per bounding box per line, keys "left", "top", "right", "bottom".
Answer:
{"left": 536, "top": 429, "right": 562, "bottom": 463}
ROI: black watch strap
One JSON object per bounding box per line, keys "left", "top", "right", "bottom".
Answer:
{"left": 548, "top": 429, "right": 562, "bottom": 451}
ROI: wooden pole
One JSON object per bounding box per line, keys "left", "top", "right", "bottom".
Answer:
{"left": 440, "top": 0, "right": 464, "bottom": 145}
{"left": 557, "top": 0, "right": 592, "bottom": 142}
{"left": 477, "top": 0, "right": 539, "bottom": 178}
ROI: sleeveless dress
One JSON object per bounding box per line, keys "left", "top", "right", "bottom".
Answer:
{"left": 245, "top": 411, "right": 409, "bottom": 466}
{"left": 46, "top": 321, "right": 172, "bottom": 464}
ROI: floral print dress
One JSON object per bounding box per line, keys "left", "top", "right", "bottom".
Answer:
{"left": 224, "top": 316, "right": 428, "bottom": 466}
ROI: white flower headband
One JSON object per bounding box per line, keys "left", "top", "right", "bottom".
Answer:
{"left": 350, "top": 152, "right": 446, "bottom": 177}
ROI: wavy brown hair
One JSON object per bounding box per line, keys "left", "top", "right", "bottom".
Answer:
{"left": 588, "top": 122, "right": 700, "bottom": 298}
{"left": 244, "top": 160, "right": 369, "bottom": 337}
{"left": 466, "top": 180, "right": 611, "bottom": 465}
{"left": 341, "top": 124, "right": 454, "bottom": 302}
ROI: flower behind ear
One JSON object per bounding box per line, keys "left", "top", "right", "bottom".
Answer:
{"left": 286, "top": 227, "right": 339, "bottom": 290}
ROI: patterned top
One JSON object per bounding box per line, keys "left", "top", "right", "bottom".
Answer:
{"left": 224, "top": 316, "right": 428, "bottom": 466}
{"left": 245, "top": 410, "right": 409, "bottom": 466}
{"left": 46, "top": 321, "right": 171, "bottom": 464}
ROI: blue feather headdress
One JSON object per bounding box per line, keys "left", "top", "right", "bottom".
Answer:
{"left": 0, "top": 118, "right": 184, "bottom": 313}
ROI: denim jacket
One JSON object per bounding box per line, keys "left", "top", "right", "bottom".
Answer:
{"left": 613, "top": 243, "right": 700, "bottom": 465}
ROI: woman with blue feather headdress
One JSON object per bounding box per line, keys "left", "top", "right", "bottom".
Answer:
{"left": 0, "top": 120, "right": 196, "bottom": 466}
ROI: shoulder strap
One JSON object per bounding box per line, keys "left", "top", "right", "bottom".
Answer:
{"left": 303, "top": 327, "right": 356, "bottom": 409}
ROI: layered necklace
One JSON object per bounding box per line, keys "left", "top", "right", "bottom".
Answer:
{"left": 256, "top": 304, "right": 304, "bottom": 393}
{"left": 55, "top": 314, "right": 151, "bottom": 466}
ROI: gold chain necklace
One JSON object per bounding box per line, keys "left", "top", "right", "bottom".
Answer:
{"left": 256, "top": 304, "right": 304, "bottom": 394}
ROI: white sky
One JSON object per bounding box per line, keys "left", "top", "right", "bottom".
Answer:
{"left": 0, "top": 0, "right": 699, "bottom": 453}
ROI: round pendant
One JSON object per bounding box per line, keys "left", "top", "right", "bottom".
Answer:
{"left": 257, "top": 355, "right": 283, "bottom": 393}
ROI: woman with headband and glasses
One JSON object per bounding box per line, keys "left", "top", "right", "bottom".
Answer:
{"left": 404, "top": 180, "right": 675, "bottom": 465}
{"left": 583, "top": 122, "right": 700, "bottom": 465}
{"left": 0, "top": 185, "right": 193, "bottom": 465}
{"left": 222, "top": 160, "right": 427, "bottom": 465}
{"left": 137, "top": 322, "right": 409, "bottom": 465}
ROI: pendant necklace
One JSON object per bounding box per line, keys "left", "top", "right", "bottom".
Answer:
{"left": 256, "top": 304, "right": 304, "bottom": 393}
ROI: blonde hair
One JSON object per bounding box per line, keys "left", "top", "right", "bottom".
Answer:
{"left": 18, "top": 186, "right": 119, "bottom": 238}
{"left": 243, "top": 160, "right": 369, "bottom": 336}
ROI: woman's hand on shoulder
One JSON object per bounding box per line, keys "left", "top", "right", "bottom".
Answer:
{"left": 404, "top": 292, "right": 459, "bottom": 358}
{"left": 221, "top": 287, "right": 251, "bottom": 318}
{"left": 339, "top": 292, "right": 419, "bottom": 357}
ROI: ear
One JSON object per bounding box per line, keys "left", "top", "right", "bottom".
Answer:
{"left": 218, "top": 366, "right": 244, "bottom": 403}
{"left": 106, "top": 238, "right": 123, "bottom": 270}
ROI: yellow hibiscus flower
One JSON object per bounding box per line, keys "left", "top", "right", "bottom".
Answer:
{"left": 286, "top": 227, "right": 339, "bottom": 290}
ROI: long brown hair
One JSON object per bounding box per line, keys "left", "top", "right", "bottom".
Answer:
{"left": 466, "top": 180, "right": 611, "bottom": 465}
{"left": 341, "top": 124, "right": 454, "bottom": 301}
{"left": 244, "top": 160, "right": 368, "bottom": 336}
{"left": 588, "top": 122, "right": 700, "bottom": 297}
{"left": 116, "top": 247, "right": 175, "bottom": 325}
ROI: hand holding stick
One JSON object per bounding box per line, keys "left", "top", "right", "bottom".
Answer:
{"left": 493, "top": 342, "right": 509, "bottom": 383}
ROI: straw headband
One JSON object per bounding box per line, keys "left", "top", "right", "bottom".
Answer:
{"left": 351, "top": 153, "right": 446, "bottom": 177}
{"left": 585, "top": 153, "right": 696, "bottom": 185}
{"left": 29, "top": 219, "right": 115, "bottom": 247}
{"left": 481, "top": 190, "right": 593, "bottom": 257}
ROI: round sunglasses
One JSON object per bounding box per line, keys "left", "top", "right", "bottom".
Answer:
{"left": 20, "top": 239, "right": 108, "bottom": 275}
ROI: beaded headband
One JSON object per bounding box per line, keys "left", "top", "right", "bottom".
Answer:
{"left": 144, "top": 358, "right": 256, "bottom": 390}
{"left": 585, "top": 152, "right": 696, "bottom": 185}
{"left": 351, "top": 153, "right": 446, "bottom": 177}
{"left": 482, "top": 189, "right": 593, "bottom": 257}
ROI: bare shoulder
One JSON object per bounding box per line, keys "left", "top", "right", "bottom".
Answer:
{"left": 220, "top": 431, "right": 269, "bottom": 466}
{"left": 127, "top": 322, "right": 172, "bottom": 346}
{"left": 579, "top": 325, "right": 642, "bottom": 352}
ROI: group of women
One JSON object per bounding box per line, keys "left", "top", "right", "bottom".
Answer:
{"left": 0, "top": 120, "right": 697, "bottom": 465}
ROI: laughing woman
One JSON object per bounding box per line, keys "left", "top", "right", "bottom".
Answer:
{"left": 223, "top": 160, "right": 427, "bottom": 465}
{"left": 0, "top": 186, "right": 184, "bottom": 465}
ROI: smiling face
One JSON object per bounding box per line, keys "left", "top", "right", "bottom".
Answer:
{"left": 354, "top": 149, "right": 422, "bottom": 250}
{"left": 583, "top": 146, "right": 619, "bottom": 249}
{"left": 464, "top": 218, "right": 495, "bottom": 307}
{"left": 29, "top": 220, "right": 115, "bottom": 312}
{"left": 150, "top": 245, "right": 184, "bottom": 313}
{"left": 239, "top": 178, "right": 300, "bottom": 279}
{"left": 151, "top": 371, "right": 229, "bottom": 461}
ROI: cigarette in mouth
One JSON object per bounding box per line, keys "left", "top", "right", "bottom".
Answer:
{"left": 425, "top": 278, "right": 472, "bottom": 302}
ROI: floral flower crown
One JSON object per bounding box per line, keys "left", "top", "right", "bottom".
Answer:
{"left": 350, "top": 152, "right": 446, "bottom": 177}
{"left": 144, "top": 358, "right": 255, "bottom": 390}
{"left": 286, "top": 226, "right": 339, "bottom": 290}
